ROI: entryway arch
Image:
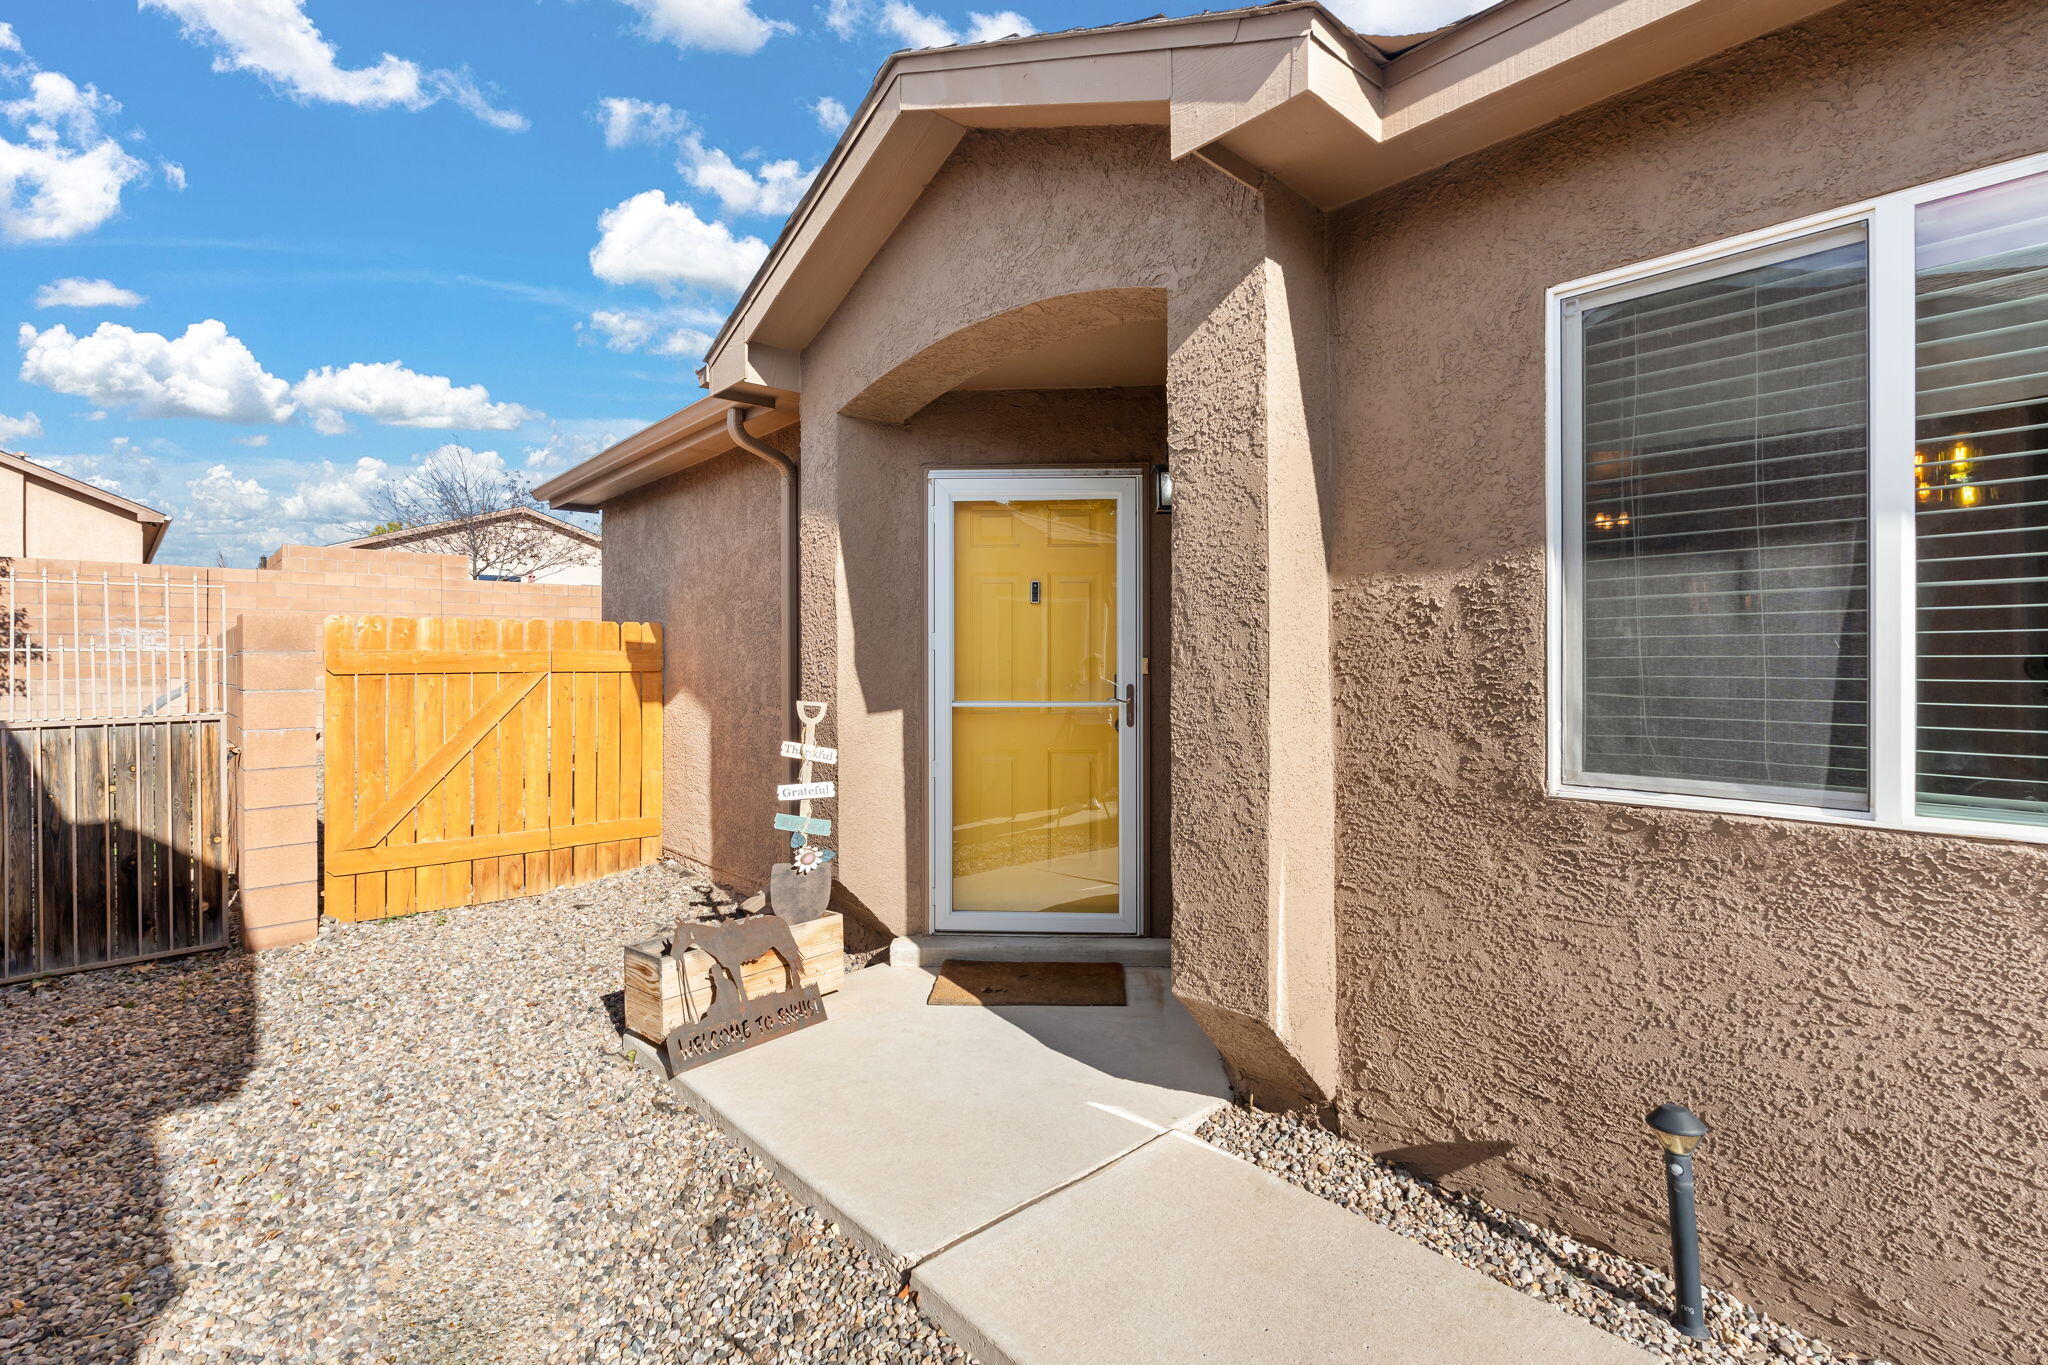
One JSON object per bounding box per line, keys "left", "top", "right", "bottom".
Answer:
{"left": 837, "top": 286, "right": 1167, "bottom": 425}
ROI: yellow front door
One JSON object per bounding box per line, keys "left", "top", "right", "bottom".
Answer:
{"left": 936, "top": 476, "right": 1140, "bottom": 932}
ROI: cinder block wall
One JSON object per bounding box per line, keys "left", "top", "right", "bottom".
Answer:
{"left": 8, "top": 544, "right": 603, "bottom": 952}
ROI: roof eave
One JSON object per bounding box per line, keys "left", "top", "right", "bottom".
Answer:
{"left": 700, "top": 0, "right": 1849, "bottom": 401}
{"left": 532, "top": 398, "right": 798, "bottom": 513}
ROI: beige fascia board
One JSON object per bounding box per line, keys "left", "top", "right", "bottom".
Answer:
{"left": 704, "top": 0, "right": 1842, "bottom": 382}
{"left": 702, "top": 6, "right": 1347, "bottom": 380}
{"left": 716, "top": 101, "right": 966, "bottom": 375}
{"left": 1350, "top": 0, "right": 1849, "bottom": 199}
{"left": 533, "top": 399, "right": 798, "bottom": 512}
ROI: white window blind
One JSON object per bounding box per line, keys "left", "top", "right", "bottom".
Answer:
{"left": 1567, "top": 235, "right": 1872, "bottom": 806}
{"left": 1915, "top": 169, "right": 2048, "bottom": 826}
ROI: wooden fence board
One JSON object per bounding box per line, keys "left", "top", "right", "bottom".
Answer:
{"left": 38, "top": 725, "right": 74, "bottom": 972}
{"left": 199, "top": 719, "right": 224, "bottom": 947}
{"left": 110, "top": 722, "right": 140, "bottom": 960}
{"left": 168, "top": 722, "right": 197, "bottom": 955}
{"left": 73, "top": 725, "right": 108, "bottom": 967}
{"left": 549, "top": 618, "right": 576, "bottom": 892}
{"left": 3, "top": 730, "right": 34, "bottom": 977}
{"left": 136, "top": 721, "right": 165, "bottom": 956}
{"left": 322, "top": 614, "right": 663, "bottom": 918}
{"left": 384, "top": 617, "right": 418, "bottom": 917}
{"left": 521, "top": 618, "right": 551, "bottom": 896}
{"left": 472, "top": 619, "right": 503, "bottom": 906}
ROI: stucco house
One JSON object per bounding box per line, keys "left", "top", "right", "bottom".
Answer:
{"left": 333, "top": 507, "right": 602, "bottom": 583}
{"left": 0, "top": 448, "right": 170, "bottom": 562}
{"left": 536, "top": 2, "right": 2047, "bottom": 1360}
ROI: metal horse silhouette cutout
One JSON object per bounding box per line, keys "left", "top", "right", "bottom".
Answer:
{"left": 661, "top": 913, "right": 826, "bottom": 1073}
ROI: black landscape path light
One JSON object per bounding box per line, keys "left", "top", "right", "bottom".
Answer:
{"left": 1646, "top": 1102, "right": 1712, "bottom": 1341}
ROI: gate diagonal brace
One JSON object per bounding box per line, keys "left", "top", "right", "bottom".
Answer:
{"left": 342, "top": 669, "right": 545, "bottom": 851}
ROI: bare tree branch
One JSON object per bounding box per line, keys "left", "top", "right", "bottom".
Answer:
{"left": 346, "top": 453, "right": 596, "bottom": 580}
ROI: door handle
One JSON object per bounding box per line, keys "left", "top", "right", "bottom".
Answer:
{"left": 1111, "top": 682, "right": 1135, "bottom": 729}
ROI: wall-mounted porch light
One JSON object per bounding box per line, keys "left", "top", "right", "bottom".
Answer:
{"left": 1646, "top": 1101, "right": 1713, "bottom": 1341}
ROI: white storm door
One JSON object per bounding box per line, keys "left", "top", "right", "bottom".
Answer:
{"left": 931, "top": 472, "right": 1143, "bottom": 934}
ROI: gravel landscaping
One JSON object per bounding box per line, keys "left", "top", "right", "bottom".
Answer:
{"left": 0, "top": 862, "right": 970, "bottom": 1365}
{"left": 1197, "top": 1104, "right": 1890, "bottom": 1365}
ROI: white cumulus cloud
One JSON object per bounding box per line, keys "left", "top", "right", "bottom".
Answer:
{"left": 829, "top": 2, "right": 1034, "bottom": 47}
{"left": 589, "top": 189, "right": 769, "bottom": 294}
{"left": 811, "top": 95, "right": 850, "bottom": 134}
{"left": 584, "top": 306, "right": 719, "bottom": 358}
{"left": 684, "top": 140, "right": 813, "bottom": 217}
{"left": 614, "top": 0, "right": 794, "bottom": 55}
{"left": 277, "top": 455, "right": 387, "bottom": 522}
{"left": 33, "top": 444, "right": 164, "bottom": 502}
{"left": 598, "top": 96, "right": 691, "bottom": 150}
{"left": 880, "top": 2, "right": 956, "bottom": 47}
{"left": 140, "top": 0, "right": 526, "bottom": 130}
{"left": 17, "top": 319, "right": 297, "bottom": 423}
{"left": 823, "top": 0, "right": 865, "bottom": 39}
{"left": 0, "top": 37, "right": 151, "bottom": 241}
{"left": 0, "top": 410, "right": 42, "bottom": 445}
{"left": 596, "top": 98, "right": 817, "bottom": 218}
{"left": 34, "top": 277, "right": 147, "bottom": 309}
{"left": 292, "top": 360, "right": 539, "bottom": 435}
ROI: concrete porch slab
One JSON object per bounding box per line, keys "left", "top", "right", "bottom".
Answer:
{"left": 667, "top": 963, "right": 1229, "bottom": 1268}
{"left": 889, "top": 933, "right": 1171, "bottom": 969}
{"left": 910, "top": 1131, "right": 1655, "bottom": 1365}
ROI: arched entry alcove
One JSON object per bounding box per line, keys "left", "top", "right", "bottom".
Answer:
{"left": 838, "top": 286, "right": 1167, "bottom": 424}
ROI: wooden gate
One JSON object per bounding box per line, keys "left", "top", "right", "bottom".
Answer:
{"left": 1, "top": 566, "right": 231, "bottom": 983}
{"left": 321, "top": 616, "right": 662, "bottom": 919}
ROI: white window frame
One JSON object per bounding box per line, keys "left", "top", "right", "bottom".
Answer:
{"left": 1546, "top": 147, "right": 2048, "bottom": 846}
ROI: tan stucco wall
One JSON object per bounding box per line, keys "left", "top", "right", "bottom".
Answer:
{"left": 601, "top": 443, "right": 790, "bottom": 894}
{"left": 0, "top": 467, "right": 147, "bottom": 562}
{"left": 1326, "top": 1, "right": 2048, "bottom": 1360}
{"left": 794, "top": 128, "right": 1339, "bottom": 1097}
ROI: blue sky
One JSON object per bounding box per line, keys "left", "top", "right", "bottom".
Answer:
{"left": 0, "top": 0, "right": 1479, "bottom": 566}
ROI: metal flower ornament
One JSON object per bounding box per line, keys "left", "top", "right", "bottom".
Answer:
{"left": 775, "top": 700, "right": 838, "bottom": 875}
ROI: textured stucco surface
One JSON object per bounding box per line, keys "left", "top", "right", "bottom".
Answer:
{"left": 800, "top": 385, "right": 1171, "bottom": 941}
{"left": 795, "top": 127, "right": 1226, "bottom": 952}
{"left": 601, "top": 441, "right": 790, "bottom": 893}
{"left": 1327, "top": 2, "right": 2048, "bottom": 1361}
{"left": 798, "top": 127, "right": 1339, "bottom": 1106}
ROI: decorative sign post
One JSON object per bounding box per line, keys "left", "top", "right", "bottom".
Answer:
{"left": 775, "top": 700, "right": 838, "bottom": 877}
{"left": 623, "top": 700, "right": 848, "bottom": 1077}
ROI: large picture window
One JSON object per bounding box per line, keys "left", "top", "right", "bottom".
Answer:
{"left": 1553, "top": 153, "right": 2048, "bottom": 842}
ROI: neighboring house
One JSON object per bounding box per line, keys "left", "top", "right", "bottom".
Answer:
{"left": 536, "top": 4, "right": 2046, "bottom": 1362}
{"left": 0, "top": 448, "right": 169, "bottom": 563}
{"left": 333, "top": 508, "right": 601, "bottom": 583}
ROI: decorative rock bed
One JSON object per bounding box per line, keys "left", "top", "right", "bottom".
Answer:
{"left": 0, "top": 862, "right": 968, "bottom": 1365}
{"left": 1197, "top": 1104, "right": 1892, "bottom": 1365}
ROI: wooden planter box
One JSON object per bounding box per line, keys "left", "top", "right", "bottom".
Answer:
{"left": 623, "top": 912, "right": 843, "bottom": 1044}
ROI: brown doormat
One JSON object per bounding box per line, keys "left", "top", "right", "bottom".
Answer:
{"left": 927, "top": 959, "right": 1127, "bottom": 1007}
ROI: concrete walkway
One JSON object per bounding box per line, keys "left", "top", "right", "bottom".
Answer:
{"left": 643, "top": 963, "right": 1651, "bottom": 1365}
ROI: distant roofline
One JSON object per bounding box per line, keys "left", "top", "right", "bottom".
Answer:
{"left": 333, "top": 505, "right": 601, "bottom": 549}
{"left": 0, "top": 448, "right": 173, "bottom": 560}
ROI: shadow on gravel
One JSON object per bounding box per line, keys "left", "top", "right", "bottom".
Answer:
{"left": 0, "top": 729, "right": 258, "bottom": 1365}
